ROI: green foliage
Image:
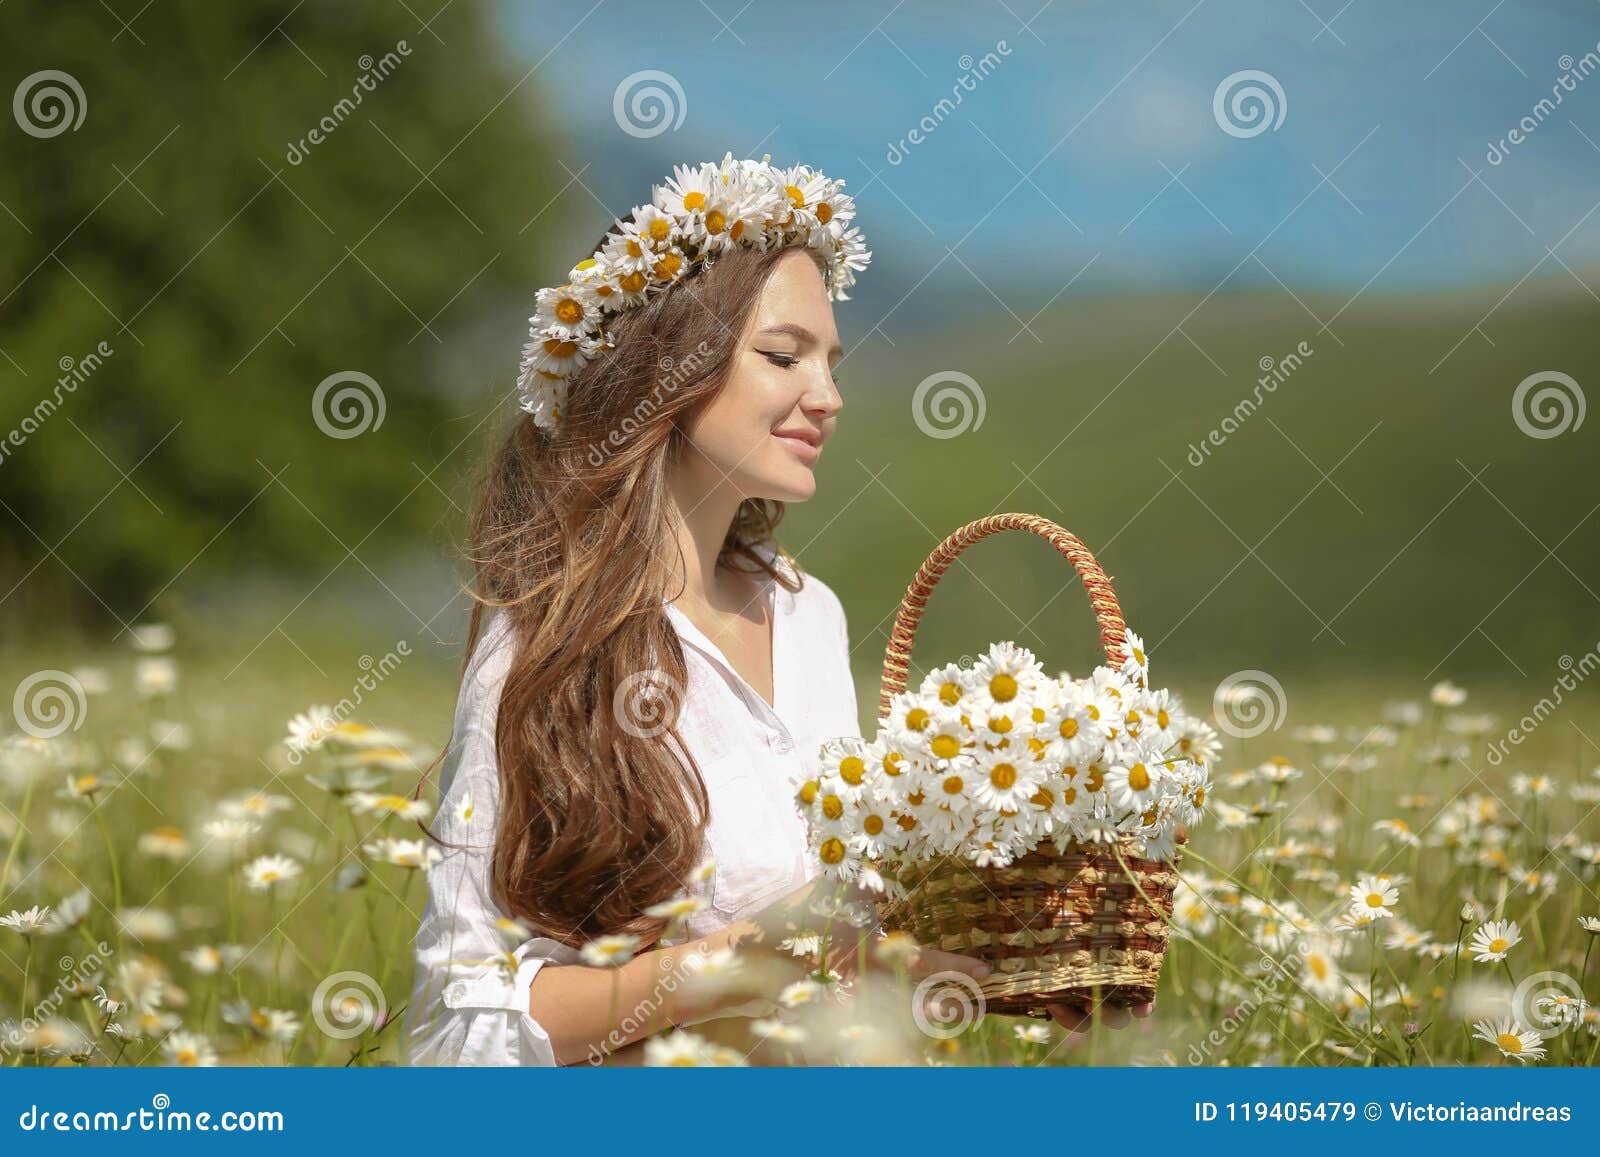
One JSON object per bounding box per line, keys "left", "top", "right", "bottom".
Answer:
{"left": 0, "top": 0, "right": 564, "bottom": 619}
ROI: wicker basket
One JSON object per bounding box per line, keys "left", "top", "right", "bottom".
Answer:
{"left": 873, "top": 513, "right": 1182, "bottom": 1018}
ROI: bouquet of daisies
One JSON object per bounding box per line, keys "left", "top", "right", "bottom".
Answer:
{"left": 799, "top": 630, "right": 1218, "bottom": 898}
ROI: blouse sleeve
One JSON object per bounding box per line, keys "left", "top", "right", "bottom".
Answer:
{"left": 403, "top": 615, "right": 582, "bottom": 1067}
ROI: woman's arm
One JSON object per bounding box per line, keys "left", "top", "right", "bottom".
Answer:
{"left": 530, "top": 916, "right": 802, "bottom": 1065}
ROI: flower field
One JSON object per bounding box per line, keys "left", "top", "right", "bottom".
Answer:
{"left": 3, "top": 625, "right": 1598, "bottom": 1067}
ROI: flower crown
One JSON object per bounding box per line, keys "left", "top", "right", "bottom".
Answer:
{"left": 516, "top": 152, "right": 871, "bottom": 431}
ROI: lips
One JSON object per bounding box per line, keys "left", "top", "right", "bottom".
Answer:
{"left": 772, "top": 429, "right": 823, "bottom": 461}
{"left": 773, "top": 428, "right": 821, "bottom": 448}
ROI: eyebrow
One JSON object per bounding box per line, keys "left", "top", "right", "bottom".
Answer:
{"left": 756, "top": 323, "right": 842, "bottom": 358}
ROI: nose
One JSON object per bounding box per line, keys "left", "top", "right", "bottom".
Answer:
{"left": 803, "top": 364, "right": 843, "bottom": 420}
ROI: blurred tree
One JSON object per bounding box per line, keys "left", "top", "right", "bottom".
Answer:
{"left": 0, "top": 0, "right": 564, "bottom": 622}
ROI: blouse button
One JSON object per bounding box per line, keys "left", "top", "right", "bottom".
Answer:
{"left": 445, "top": 982, "right": 467, "bottom": 1004}
{"left": 773, "top": 733, "right": 794, "bottom": 754}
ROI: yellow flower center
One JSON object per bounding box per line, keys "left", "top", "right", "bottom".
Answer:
{"left": 555, "top": 297, "right": 584, "bottom": 325}
{"left": 905, "top": 707, "right": 930, "bottom": 731}
{"left": 1127, "top": 764, "right": 1150, "bottom": 792}
{"left": 839, "top": 756, "right": 865, "bottom": 785}
{"left": 798, "top": 779, "right": 819, "bottom": 805}
{"left": 704, "top": 208, "right": 726, "bottom": 234}
{"left": 683, "top": 191, "right": 706, "bottom": 211}
{"left": 819, "top": 838, "right": 846, "bottom": 865}
{"left": 941, "top": 775, "right": 964, "bottom": 795}
{"left": 939, "top": 681, "right": 961, "bottom": 705}
{"left": 1488, "top": 937, "right": 1508, "bottom": 953}
{"left": 822, "top": 795, "right": 844, "bottom": 821}
{"left": 931, "top": 734, "right": 961, "bottom": 760}
{"left": 863, "top": 814, "right": 884, "bottom": 835}
{"left": 1497, "top": 1032, "right": 1523, "bottom": 1054}
{"left": 619, "top": 270, "right": 647, "bottom": 293}
{"left": 989, "top": 673, "right": 1018, "bottom": 702}
{"left": 990, "top": 763, "right": 1017, "bottom": 789}
{"left": 1365, "top": 892, "right": 1384, "bottom": 908}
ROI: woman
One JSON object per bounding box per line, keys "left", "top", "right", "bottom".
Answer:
{"left": 403, "top": 155, "right": 1148, "bottom": 1066}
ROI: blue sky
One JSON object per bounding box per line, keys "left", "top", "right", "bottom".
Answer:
{"left": 497, "top": 0, "right": 1600, "bottom": 319}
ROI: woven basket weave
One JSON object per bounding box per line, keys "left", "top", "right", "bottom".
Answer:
{"left": 873, "top": 513, "right": 1182, "bottom": 1018}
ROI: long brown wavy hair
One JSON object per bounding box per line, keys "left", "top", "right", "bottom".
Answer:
{"left": 439, "top": 238, "right": 829, "bottom": 950}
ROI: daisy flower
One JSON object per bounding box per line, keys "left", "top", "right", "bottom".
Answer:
{"left": 1471, "top": 1017, "right": 1545, "bottom": 1063}
{"left": 580, "top": 933, "right": 640, "bottom": 967}
{"left": 1347, "top": 873, "right": 1399, "bottom": 920}
{"left": 1105, "top": 757, "right": 1164, "bottom": 813}
{"left": 644, "top": 1029, "right": 736, "bottom": 1066}
{"left": 582, "top": 934, "right": 643, "bottom": 966}
{"left": 284, "top": 705, "right": 337, "bottom": 754}
{"left": 162, "top": 1032, "right": 218, "bottom": 1067}
{"left": 968, "top": 642, "right": 1046, "bottom": 716}
{"left": 1371, "top": 818, "right": 1421, "bottom": 848}
{"left": 202, "top": 818, "right": 259, "bottom": 844}
{"left": 970, "top": 746, "right": 1042, "bottom": 814}
{"left": 644, "top": 896, "right": 707, "bottom": 921}
{"left": 1014, "top": 1023, "right": 1052, "bottom": 1045}
{"left": 1467, "top": 919, "right": 1522, "bottom": 963}
{"left": 362, "top": 837, "right": 443, "bottom": 871}
{"left": 779, "top": 978, "right": 826, "bottom": 1008}
{"left": 242, "top": 854, "right": 301, "bottom": 892}
{"left": 1579, "top": 915, "right": 1600, "bottom": 935}
{"left": 750, "top": 1018, "right": 808, "bottom": 1044}
{"left": 346, "top": 792, "right": 432, "bottom": 822}
{"left": 0, "top": 906, "right": 53, "bottom": 937}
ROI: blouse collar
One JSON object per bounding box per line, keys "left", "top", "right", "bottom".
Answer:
{"left": 661, "top": 541, "right": 797, "bottom": 727}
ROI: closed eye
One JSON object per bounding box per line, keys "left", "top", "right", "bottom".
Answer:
{"left": 758, "top": 350, "right": 798, "bottom": 369}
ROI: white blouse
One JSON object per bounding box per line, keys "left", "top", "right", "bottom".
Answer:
{"left": 402, "top": 547, "right": 862, "bottom": 1066}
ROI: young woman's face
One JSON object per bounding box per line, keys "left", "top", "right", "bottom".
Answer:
{"left": 681, "top": 250, "right": 843, "bottom": 503}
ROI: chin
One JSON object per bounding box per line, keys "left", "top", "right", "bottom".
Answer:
{"left": 748, "top": 465, "right": 817, "bottom": 503}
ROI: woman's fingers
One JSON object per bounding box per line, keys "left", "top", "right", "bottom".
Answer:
{"left": 1046, "top": 1004, "right": 1089, "bottom": 1032}
{"left": 1175, "top": 822, "right": 1189, "bottom": 845}
{"left": 1045, "top": 998, "right": 1148, "bottom": 1033}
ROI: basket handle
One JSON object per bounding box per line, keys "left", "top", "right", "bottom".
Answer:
{"left": 876, "top": 513, "right": 1129, "bottom": 720}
